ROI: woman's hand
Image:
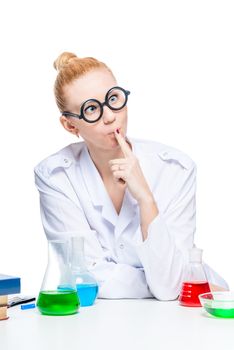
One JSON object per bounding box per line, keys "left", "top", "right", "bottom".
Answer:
{"left": 109, "top": 130, "right": 152, "bottom": 203}
{"left": 109, "top": 130, "right": 158, "bottom": 240}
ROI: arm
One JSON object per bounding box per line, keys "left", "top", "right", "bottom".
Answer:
{"left": 109, "top": 130, "right": 159, "bottom": 240}
{"left": 34, "top": 167, "right": 153, "bottom": 299}
{"left": 109, "top": 132, "right": 228, "bottom": 300}
{"left": 135, "top": 164, "right": 197, "bottom": 300}
{"left": 135, "top": 164, "right": 229, "bottom": 299}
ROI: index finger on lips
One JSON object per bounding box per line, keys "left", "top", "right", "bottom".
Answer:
{"left": 114, "top": 129, "right": 132, "bottom": 157}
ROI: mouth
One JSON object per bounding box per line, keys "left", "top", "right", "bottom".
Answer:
{"left": 107, "top": 128, "right": 121, "bottom": 136}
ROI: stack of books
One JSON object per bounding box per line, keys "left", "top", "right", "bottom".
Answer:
{"left": 0, "top": 274, "right": 21, "bottom": 320}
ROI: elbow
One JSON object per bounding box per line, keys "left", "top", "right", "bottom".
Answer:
{"left": 150, "top": 286, "right": 180, "bottom": 301}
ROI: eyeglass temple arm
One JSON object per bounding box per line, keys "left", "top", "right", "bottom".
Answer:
{"left": 62, "top": 111, "right": 82, "bottom": 119}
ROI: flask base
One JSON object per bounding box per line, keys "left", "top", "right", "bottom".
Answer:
{"left": 37, "top": 290, "right": 79, "bottom": 316}
{"left": 179, "top": 281, "right": 211, "bottom": 307}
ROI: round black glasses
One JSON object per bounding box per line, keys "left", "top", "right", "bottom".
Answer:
{"left": 62, "top": 86, "right": 130, "bottom": 123}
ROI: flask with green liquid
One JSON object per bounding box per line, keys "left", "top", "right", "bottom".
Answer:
{"left": 37, "top": 239, "right": 79, "bottom": 316}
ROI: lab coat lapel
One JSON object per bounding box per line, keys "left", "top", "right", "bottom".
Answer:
{"left": 79, "top": 145, "right": 118, "bottom": 227}
{"left": 114, "top": 189, "right": 138, "bottom": 239}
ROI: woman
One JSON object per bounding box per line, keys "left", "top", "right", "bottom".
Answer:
{"left": 34, "top": 52, "right": 228, "bottom": 300}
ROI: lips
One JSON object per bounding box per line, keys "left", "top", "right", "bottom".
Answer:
{"left": 107, "top": 128, "right": 121, "bottom": 135}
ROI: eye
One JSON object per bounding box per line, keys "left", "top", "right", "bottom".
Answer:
{"left": 109, "top": 94, "right": 118, "bottom": 104}
{"left": 84, "top": 105, "right": 97, "bottom": 115}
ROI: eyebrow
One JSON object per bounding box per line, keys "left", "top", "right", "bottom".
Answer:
{"left": 73, "top": 87, "right": 113, "bottom": 111}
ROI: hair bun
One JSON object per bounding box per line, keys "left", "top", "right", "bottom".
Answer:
{"left": 53, "top": 52, "right": 79, "bottom": 71}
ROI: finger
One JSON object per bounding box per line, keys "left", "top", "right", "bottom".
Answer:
{"left": 110, "top": 164, "right": 120, "bottom": 172}
{"left": 112, "top": 174, "right": 126, "bottom": 185}
{"left": 114, "top": 129, "right": 132, "bottom": 157}
{"left": 110, "top": 164, "right": 126, "bottom": 172}
{"left": 109, "top": 159, "right": 127, "bottom": 166}
{"left": 113, "top": 170, "right": 126, "bottom": 182}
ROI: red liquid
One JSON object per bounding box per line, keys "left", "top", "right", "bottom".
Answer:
{"left": 178, "top": 281, "right": 211, "bottom": 307}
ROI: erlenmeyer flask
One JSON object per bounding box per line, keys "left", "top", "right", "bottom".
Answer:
{"left": 178, "top": 246, "right": 211, "bottom": 307}
{"left": 71, "top": 236, "right": 98, "bottom": 307}
{"left": 37, "top": 239, "right": 79, "bottom": 315}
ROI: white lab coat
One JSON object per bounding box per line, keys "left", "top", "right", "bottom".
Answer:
{"left": 34, "top": 138, "right": 228, "bottom": 300}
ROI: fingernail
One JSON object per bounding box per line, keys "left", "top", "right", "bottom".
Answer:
{"left": 116, "top": 128, "right": 120, "bottom": 134}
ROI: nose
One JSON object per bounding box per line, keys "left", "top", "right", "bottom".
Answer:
{"left": 102, "top": 106, "right": 116, "bottom": 124}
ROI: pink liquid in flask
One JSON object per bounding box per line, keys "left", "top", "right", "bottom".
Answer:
{"left": 179, "top": 281, "right": 211, "bottom": 307}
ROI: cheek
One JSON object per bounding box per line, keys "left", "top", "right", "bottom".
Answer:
{"left": 122, "top": 108, "right": 128, "bottom": 121}
{"left": 115, "top": 109, "right": 128, "bottom": 123}
{"left": 79, "top": 124, "right": 102, "bottom": 140}
{"left": 120, "top": 110, "right": 128, "bottom": 127}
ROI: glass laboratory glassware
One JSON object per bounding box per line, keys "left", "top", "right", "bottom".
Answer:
{"left": 37, "top": 239, "right": 79, "bottom": 316}
{"left": 71, "top": 236, "right": 99, "bottom": 307}
{"left": 178, "top": 246, "right": 211, "bottom": 307}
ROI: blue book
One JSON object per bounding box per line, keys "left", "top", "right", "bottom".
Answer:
{"left": 0, "top": 274, "right": 21, "bottom": 296}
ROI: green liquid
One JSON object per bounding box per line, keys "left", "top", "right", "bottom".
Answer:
{"left": 205, "top": 306, "right": 234, "bottom": 318}
{"left": 37, "top": 290, "right": 79, "bottom": 316}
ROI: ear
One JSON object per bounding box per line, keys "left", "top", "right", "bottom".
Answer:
{"left": 60, "top": 115, "right": 79, "bottom": 136}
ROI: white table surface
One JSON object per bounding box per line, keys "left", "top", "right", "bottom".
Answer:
{"left": 1, "top": 298, "right": 234, "bottom": 350}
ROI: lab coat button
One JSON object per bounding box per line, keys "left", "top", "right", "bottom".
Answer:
{"left": 119, "top": 244, "right": 124, "bottom": 249}
{"left": 162, "top": 151, "right": 168, "bottom": 157}
{"left": 64, "top": 158, "right": 69, "bottom": 163}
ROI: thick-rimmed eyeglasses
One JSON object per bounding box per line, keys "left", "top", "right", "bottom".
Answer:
{"left": 62, "top": 86, "right": 130, "bottom": 123}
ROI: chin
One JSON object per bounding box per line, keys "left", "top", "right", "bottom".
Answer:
{"left": 101, "top": 137, "right": 120, "bottom": 151}
{"left": 106, "top": 140, "right": 120, "bottom": 150}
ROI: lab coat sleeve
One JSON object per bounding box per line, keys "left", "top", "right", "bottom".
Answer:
{"left": 135, "top": 164, "right": 229, "bottom": 301}
{"left": 34, "top": 168, "right": 153, "bottom": 299}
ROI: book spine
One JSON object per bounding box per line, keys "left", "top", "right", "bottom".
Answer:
{"left": 0, "top": 295, "right": 9, "bottom": 321}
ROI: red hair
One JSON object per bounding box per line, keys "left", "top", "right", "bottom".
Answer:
{"left": 53, "top": 52, "right": 112, "bottom": 112}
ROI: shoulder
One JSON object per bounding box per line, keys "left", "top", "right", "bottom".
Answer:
{"left": 34, "top": 141, "right": 86, "bottom": 179}
{"left": 130, "top": 137, "right": 196, "bottom": 171}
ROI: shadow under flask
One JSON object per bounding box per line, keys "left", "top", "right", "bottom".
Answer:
{"left": 37, "top": 239, "right": 79, "bottom": 316}
{"left": 71, "top": 236, "right": 99, "bottom": 307}
{"left": 178, "top": 246, "right": 211, "bottom": 307}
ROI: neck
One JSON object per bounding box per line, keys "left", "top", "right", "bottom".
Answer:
{"left": 86, "top": 144, "right": 125, "bottom": 181}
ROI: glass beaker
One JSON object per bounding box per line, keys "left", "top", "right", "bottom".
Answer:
{"left": 37, "top": 239, "right": 79, "bottom": 316}
{"left": 71, "top": 236, "right": 98, "bottom": 307}
{"left": 178, "top": 246, "right": 211, "bottom": 307}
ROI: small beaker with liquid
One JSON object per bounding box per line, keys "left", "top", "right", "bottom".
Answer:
{"left": 71, "top": 236, "right": 98, "bottom": 307}
{"left": 37, "top": 239, "right": 79, "bottom": 315}
{"left": 178, "top": 246, "right": 211, "bottom": 307}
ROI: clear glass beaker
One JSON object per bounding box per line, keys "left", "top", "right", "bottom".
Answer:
{"left": 71, "top": 236, "right": 98, "bottom": 307}
{"left": 37, "top": 239, "right": 80, "bottom": 315}
{"left": 178, "top": 246, "right": 211, "bottom": 307}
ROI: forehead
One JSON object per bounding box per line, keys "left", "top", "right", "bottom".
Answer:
{"left": 64, "top": 68, "right": 117, "bottom": 109}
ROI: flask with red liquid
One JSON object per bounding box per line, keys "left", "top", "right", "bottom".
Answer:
{"left": 178, "top": 246, "right": 211, "bottom": 307}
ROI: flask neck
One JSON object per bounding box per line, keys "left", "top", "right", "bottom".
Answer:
{"left": 71, "top": 252, "right": 87, "bottom": 272}
{"left": 47, "top": 240, "right": 69, "bottom": 267}
{"left": 71, "top": 236, "right": 87, "bottom": 272}
{"left": 189, "top": 246, "right": 203, "bottom": 264}
{"left": 185, "top": 261, "right": 208, "bottom": 282}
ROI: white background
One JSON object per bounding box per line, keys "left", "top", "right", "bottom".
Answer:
{"left": 0, "top": 0, "right": 233, "bottom": 294}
